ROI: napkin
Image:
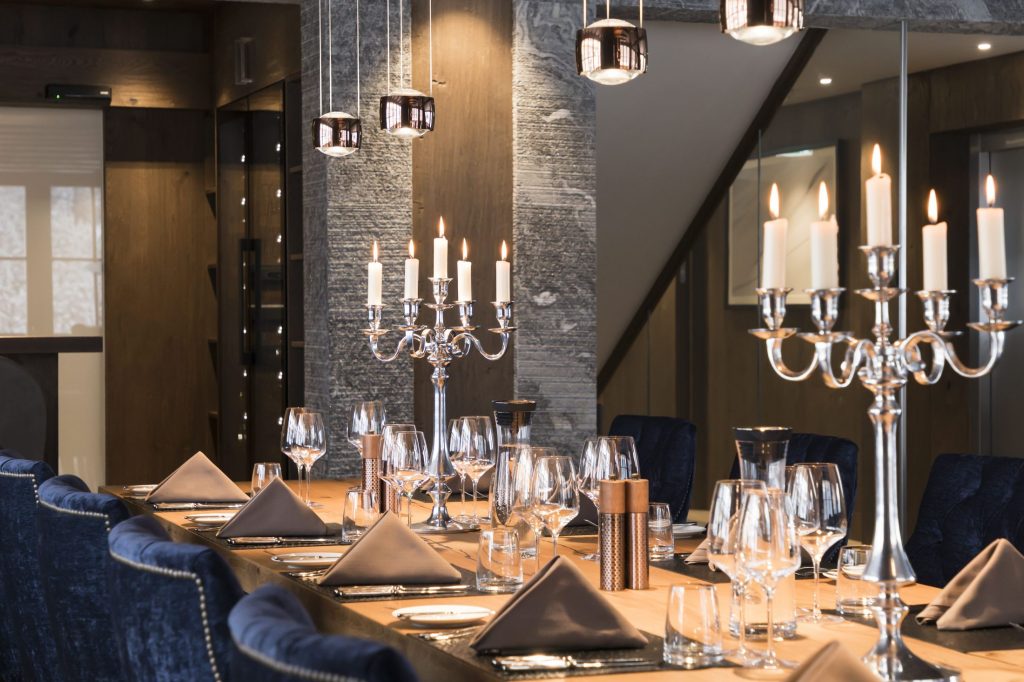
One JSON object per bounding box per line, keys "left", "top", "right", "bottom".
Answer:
{"left": 785, "top": 641, "right": 879, "bottom": 682}
{"left": 317, "top": 512, "right": 461, "bottom": 586}
{"left": 216, "top": 478, "right": 327, "bottom": 538}
{"left": 469, "top": 556, "right": 648, "bottom": 653}
{"left": 685, "top": 538, "right": 709, "bottom": 564}
{"left": 145, "top": 451, "right": 249, "bottom": 503}
{"left": 916, "top": 538, "right": 1024, "bottom": 630}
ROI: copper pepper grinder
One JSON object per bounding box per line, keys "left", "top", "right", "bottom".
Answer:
{"left": 599, "top": 479, "right": 627, "bottom": 591}
{"left": 625, "top": 479, "right": 650, "bottom": 590}
{"left": 360, "top": 434, "right": 388, "bottom": 513}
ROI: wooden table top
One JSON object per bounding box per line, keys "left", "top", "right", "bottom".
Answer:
{"left": 108, "top": 480, "right": 1024, "bottom": 680}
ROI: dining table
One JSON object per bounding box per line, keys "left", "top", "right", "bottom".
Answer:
{"left": 104, "top": 480, "right": 1024, "bottom": 680}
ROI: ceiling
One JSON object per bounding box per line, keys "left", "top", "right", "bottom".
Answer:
{"left": 787, "top": 29, "right": 1024, "bottom": 105}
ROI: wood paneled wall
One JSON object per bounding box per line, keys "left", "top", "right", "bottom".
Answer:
{"left": 212, "top": 3, "right": 300, "bottom": 108}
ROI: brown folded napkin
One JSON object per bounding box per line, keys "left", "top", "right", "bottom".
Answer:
{"left": 916, "top": 538, "right": 1024, "bottom": 630}
{"left": 685, "top": 538, "right": 709, "bottom": 565}
{"left": 145, "top": 451, "right": 249, "bottom": 504}
{"left": 469, "top": 556, "right": 648, "bottom": 653}
{"left": 785, "top": 641, "right": 878, "bottom": 682}
{"left": 317, "top": 512, "right": 461, "bottom": 586}
{"left": 216, "top": 478, "right": 327, "bottom": 538}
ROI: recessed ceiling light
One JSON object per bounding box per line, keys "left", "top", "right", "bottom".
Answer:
{"left": 819, "top": 77, "right": 833, "bottom": 86}
{"left": 978, "top": 42, "right": 992, "bottom": 51}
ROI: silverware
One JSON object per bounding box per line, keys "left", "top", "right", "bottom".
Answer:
{"left": 491, "top": 655, "right": 651, "bottom": 671}
{"left": 153, "top": 502, "right": 246, "bottom": 511}
{"left": 335, "top": 584, "right": 470, "bottom": 598}
{"left": 226, "top": 536, "right": 346, "bottom": 546}
{"left": 415, "top": 626, "right": 479, "bottom": 642}
{"left": 1010, "top": 622, "right": 1024, "bottom": 633}
{"left": 285, "top": 569, "right": 329, "bottom": 581}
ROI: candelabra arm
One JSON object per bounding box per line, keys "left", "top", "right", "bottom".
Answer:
{"left": 453, "top": 331, "right": 512, "bottom": 362}
{"left": 366, "top": 333, "right": 411, "bottom": 363}
{"left": 820, "top": 338, "right": 874, "bottom": 389}
{"left": 765, "top": 338, "right": 819, "bottom": 381}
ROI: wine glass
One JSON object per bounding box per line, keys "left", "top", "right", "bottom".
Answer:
{"left": 463, "top": 417, "right": 496, "bottom": 526}
{"left": 281, "top": 407, "right": 308, "bottom": 496}
{"left": 706, "top": 479, "right": 766, "bottom": 666}
{"left": 787, "top": 463, "right": 847, "bottom": 623}
{"left": 346, "top": 401, "right": 386, "bottom": 454}
{"left": 291, "top": 411, "right": 326, "bottom": 507}
{"left": 596, "top": 436, "right": 641, "bottom": 480}
{"left": 389, "top": 430, "right": 430, "bottom": 527}
{"left": 448, "top": 418, "right": 473, "bottom": 525}
{"left": 510, "top": 446, "right": 549, "bottom": 570}
{"left": 530, "top": 454, "right": 579, "bottom": 557}
{"left": 381, "top": 423, "right": 416, "bottom": 518}
{"left": 576, "top": 435, "right": 628, "bottom": 561}
{"left": 736, "top": 488, "right": 801, "bottom": 672}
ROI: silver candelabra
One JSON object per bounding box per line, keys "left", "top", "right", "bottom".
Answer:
{"left": 364, "top": 277, "right": 515, "bottom": 533}
{"left": 751, "top": 245, "right": 1019, "bottom": 682}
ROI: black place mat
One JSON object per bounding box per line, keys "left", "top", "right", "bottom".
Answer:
{"left": 286, "top": 564, "right": 481, "bottom": 603}
{"left": 889, "top": 605, "right": 1024, "bottom": 653}
{"left": 651, "top": 554, "right": 732, "bottom": 584}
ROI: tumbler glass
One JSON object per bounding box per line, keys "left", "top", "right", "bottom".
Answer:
{"left": 836, "top": 545, "right": 876, "bottom": 617}
{"left": 663, "top": 583, "right": 724, "bottom": 668}
{"left": 250, "top": 462, "right": 282, "bottom": 495}
{"left": 477, "top": 528, "right": 523, "bottom": 593}
{"left": 342, "top": 488, "right": 380, "bottom": 541}
{"left": 648, "top": 502, "right": 675, "bottom": 561}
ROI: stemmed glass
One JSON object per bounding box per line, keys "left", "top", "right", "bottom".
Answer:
{"left": 787, "top": 463, "right": 847, "bottom": 623}
{"left": 736, "top": 488, "right": 801, "bottom": 672}
{"left": 530, "top": 454, "right": 579, "bottom": 557}
{"left": 388, "top": 430, "right": 430, "bottom": 527}
{"left": 381, "top": 423, "right": 416, "bottom": 519}
{"left": 577, "top": 435, "right": 635, "bottom": 561}
{"left": 596, "top": 436, "right": 641, "bottom": 480}
{"left": 281, "top": 407, "right": 308, "bottom": 498}
{"left": 450, "top": 417, "right": 495, "bottom": 527}
{"left": 510, "top": 446, "right": 547, "bottom": 570}
{"left": 346, "top": 401, "right": 386, "bottom": 455}
{"left": 448, "top": 418, "right": 473, "bottom": 525}
{"left": 706, "top": 479, "right": 766, "bottom": 666}
{"left": 289, "top": 411, "right": 327, "bottom": 507}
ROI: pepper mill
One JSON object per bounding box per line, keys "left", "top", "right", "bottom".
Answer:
{"left": 599, "top": 480, "right": 627, "bottom": 591}
{"left": 625, "top": 479, "right": 650, "bottom": 590}
{"left": 360, "top": 434, "right": 386, "bottom": 512}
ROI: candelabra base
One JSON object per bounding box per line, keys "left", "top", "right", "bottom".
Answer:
{"left": 862, "top": 586, "right": 960, "bottom": 682}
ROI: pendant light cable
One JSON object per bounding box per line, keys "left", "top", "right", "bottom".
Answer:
{"left": 386, "top": 0, "right": 391, "bottom": 91}
{"left": 582, "top": 0, "right": 587, "bottom": 25}
{"left": 356, "top": 0, "right": 360, "bottom": 116}
{"left": 606, "top": 0, "right": 610, "bottom": 19}
{"left": 639, "top": 0, "right": 643, "bottom": 27}
{"left": 428, "top": 0, "right": 433, "bottom": 95}
{"left": 327, "top": 0, "right": 333, "bottom": 111}
{"left": 317, "top": 0, "right": 323, "bottom": 115}
{"left": 399, "top": 0, "right": 404, "bottom": 87}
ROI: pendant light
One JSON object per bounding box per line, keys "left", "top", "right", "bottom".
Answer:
{"left": 576, "top": 0, "right": 647, "bottom": 86}
{"left": 311, "top": 0, "right": 362, "bottom": 156}
{"left": 721, "top": 0, "right": 803, "bottom": 46}
{"left": 380, "top": 0, "right": 435, "bottom": 138}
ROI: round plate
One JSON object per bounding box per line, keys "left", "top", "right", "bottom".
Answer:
{"left": 184, "top": 512, "right": 236, "bottom": 526}
{"left": 672, "top": 523, "right": 706, "bottom": 539}
{"left": 270, "top": 552, "right": 343, "bottom": 569}
{"left": 822, "top": 569, "right": 839, "bottom": 581}
{"left": 124, "top": 484, "right": 157, "bottom": 498}
{"left": 392, "top": 604, "right": 494, "bottom": 628}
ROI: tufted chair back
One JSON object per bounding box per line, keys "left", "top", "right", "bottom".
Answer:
{"left": 906, "top": 453, "right": 1024, "bottom": 587}
{"left": 108, "top": 515, "right": 243, "bottom": 682}
{"left": 229, "top": 585, "right": 418, "bottom": 682}
{"left": 38, "top": 475, "right": 131, "bottom": 681}
{"left": 0, "top": 452, "right": 57, "bottom": 681}
{"left": 608, "top": 415, "right": 697, "bottom": 523}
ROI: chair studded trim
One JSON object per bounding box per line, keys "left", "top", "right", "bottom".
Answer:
{"left": 0, "top": 470, "right": 41, "bottom": 501}
{"left": 232, "top": 638, "right": 363, "bottom": 682}
{"left": 109, "top": 549, "right": 224, "bottom": 682}
{"left": 38, "top": 498, "right": 113, "bottom": 532}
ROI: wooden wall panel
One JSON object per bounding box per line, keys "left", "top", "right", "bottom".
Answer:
{"left": 213, "top": 3, "right": 299, "bottom": 108}
{"left": 411, "top": 0, "right": 514, "bottom": 434}
{"left": 104, "top": 108, "right": 217, "bottom": 484}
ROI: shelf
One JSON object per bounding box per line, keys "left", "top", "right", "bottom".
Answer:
{"left": 288, "top": 253, "right": 304, "bottom": 262}
{"left": 290, "top": 340, "right": 305, "bottom": 349}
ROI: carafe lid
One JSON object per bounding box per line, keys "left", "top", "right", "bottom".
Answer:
{"left": 732, "top": 426, "right": 792, "bottom": 442}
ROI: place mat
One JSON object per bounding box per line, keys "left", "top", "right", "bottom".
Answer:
{"left": 183, "top": 524, "right": 350, "bottom": 550}
{"left": 875, "top": 606, "right": 1024, "bottom": 653}
{"left": 652, "top": 554, "right": 732, "bottom": 584}
{"left": 286, "top": 564, "right": 480, "bottom": 603}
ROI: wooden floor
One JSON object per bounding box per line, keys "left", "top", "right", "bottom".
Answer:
{"left": 110, "top": 480, "right": 1024, "bottom": 680}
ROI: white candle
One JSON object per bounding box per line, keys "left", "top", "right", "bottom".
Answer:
{"left": 433, "top": 217, "right": 448, "bottom": 278}
{"left": 866, "top": 144, "right": 893, "bottom": 246}
{"left": 761, "top": 183, "right": 788, "bottom": 290}
{"left": 457, "top": 239, "right": 472, "bottom": 301}
{"left": 922, "top": 189, "right": 948, "bottom": 291}
{"left": 810, "top": 181, "right": 839, "bottom": 290}
{"left": 495, "top": 240, "right": 511, "bottom": 302}
{"left": 404, "top": 239, "right": 419, "bottom": 299}
{"left": 367, "top": 240, "right": 383, "bottom": 306}
{"left": 977, "top": 174, "right": 1007, "bottom": 280}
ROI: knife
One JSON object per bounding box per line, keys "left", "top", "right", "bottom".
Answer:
{"left": 153, "top": 502, "right": 246, "bottom": 510}
{"left": 227, "top": 537, "right": 346, "bottom": 546}
{"left": 492, "top": 655, "right": 651, "bottom": 671}
{"left": 335, "top": 584, "right": 470, "bottom": 597}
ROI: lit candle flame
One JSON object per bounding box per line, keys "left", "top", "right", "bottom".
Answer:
{"left": 501, "top": 240, "right": 508, "bottom": 261}
{"left": 769, "top": 183, "right": 780, "bottom": 220}
{"left": 872, "top": 144, "right": 882, "bottom": 176}
{"left": 408, "top": 239, "right": 415, "bottom": 259}
{"left": 372, "top": 240, "right": 379, "bottom": 262}
{"left": 818, "top": 181, "right": 829, "bottom": 220}
{"left": 462, "top": 238, "right": 468, "bottom": 260}
{"left": 927, "top": 189, "right": 938, "bottom": 224}
{"left": 438, "top": 216, "right": 446, "bottom": 237}
{"left": 986, "top": 174, "right": 997, "bottom": 207}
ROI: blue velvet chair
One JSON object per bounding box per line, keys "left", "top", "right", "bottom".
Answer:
{"left": 729, "top": 432, "right": 858, "bottom": 564}
{"left": 609, "top": 415, "right": 697, "bottom": 522}
{"left": 906, "top": 453, "right": 1024, "bottom": 588}
{"left": 0, "top": 452, "right": 58, "bottom": 681}
{"left": 37, "top": 475, "right": 131, "bottom": 681}
{"left": 229, "top": 585, "right": 417, "bottom": 682}
{"left": 108, "top": 515, "right": 243, "bottom": 681}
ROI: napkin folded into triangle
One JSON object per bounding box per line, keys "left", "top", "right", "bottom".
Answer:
{"left": 469, "top": 556, "right": 648, "bottom": 653}
{"left": 785, "top": 641, "right": 879, "bottom": 682}
{"left": 317, "top": 512, "right": 461, "bottom": 586}
{"left": 145, "top": 451, "right": 249, "bottom": 503}
{"left": 685, "top": 538, "right": 709, "bottom": 564}
{"left": 216, "top": 478, "right": 327, "bottom": 538}
{"left": 916, "top": 538, "right": 1024, "bottom": 630}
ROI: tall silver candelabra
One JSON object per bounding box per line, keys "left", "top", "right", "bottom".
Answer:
{"left": 751, "top": 245, "right": 1019, "bottom": 682}
{"left": 364, "top": 277, "right": 514, "bottom": 533}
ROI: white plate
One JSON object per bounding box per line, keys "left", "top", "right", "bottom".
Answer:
{"left": 124, "top": 484, "right": 157, "bottom": 497}
{"left": 392, "top": 604, "right": 494, "bottom": 628}
{"left": 270, "top": 552, "right": 343, "bottom": 568}
{"left": 822, "top": 569, "right": 839, "bottom": 581}
{"left": 673, "top": 523, "right": 706, "bottom": 538}
{"left": 184, "top": 512, "right": 236, "bottom": 527}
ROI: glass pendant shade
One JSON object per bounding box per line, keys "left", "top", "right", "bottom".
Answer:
{"left": 379, "top": 88, "right": 435, "bottom": 139}
{"left": 720, "top": 0, "right": 802, "bottom": 46}
{"left": 576, "top": 18, "right": 648, "bottom": 86}
{"left": 312, "top": 111, "right": 361, "bottom": 157}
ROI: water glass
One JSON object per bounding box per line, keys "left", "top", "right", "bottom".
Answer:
{"left": 648, "top": 502, "right": 674, "bottom": 561}
{"left": 250, "top": 462, "right": 282, "bottom": 494}
{"left": 342, "top": 488, "right": 380, "bottom": 541}
{"left": 663, "top": 583, "right": 724, "bottom": 668}
{"left": 477, "top": 528, "right": 523, "bottom": 593}
{"left": 836, "top": 545, "right": 877, "bottom": 617}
